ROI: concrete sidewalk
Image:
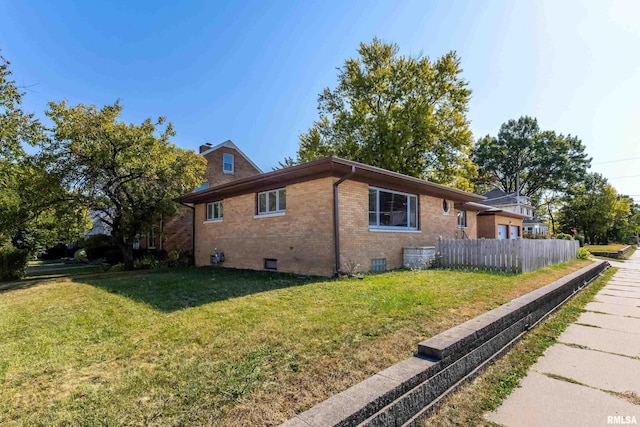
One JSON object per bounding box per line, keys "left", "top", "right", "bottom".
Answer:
{"left": 486, "top": 249, "right": 640, "bottom": 427}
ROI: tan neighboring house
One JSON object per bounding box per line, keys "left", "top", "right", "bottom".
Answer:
{"left": 178, "top": 156, "right": 526, "bottom": 276}
{"left": 141, "top": 140, "right": 262, "bottom": 253}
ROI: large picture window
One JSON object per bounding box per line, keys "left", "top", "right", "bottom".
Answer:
{"left": 368, "top": 187, "right": 418, "bottom": 230}
{"left": 206, "top": 201, "right": 223, "bottom": 221}
{"left": 257, "top": 188, "right": 286, "bottom": 215}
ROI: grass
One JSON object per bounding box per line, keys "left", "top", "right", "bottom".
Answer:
{"left": 424, "top": 266, "right": 615, "bottom": 426}
{"left": 0, "top": 260, "right": 591, "bottom": 426}
{"left": 585, "top": 244, "right": 630, "bottom": 253}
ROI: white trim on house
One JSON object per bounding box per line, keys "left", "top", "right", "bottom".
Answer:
{"left": 368, "top": 186, "right": 418, "bottom": 231}
{"left": 206, "top": 201, "right": 223, "bottom": 221}
{"left": 223, "top": 153, "right": 234, "bottom": 174}
{"left": 199, "top": 140, "right": 263, "bottom": 173}
{"left": 257, "top": 188, "right": 286, "bottom": 215}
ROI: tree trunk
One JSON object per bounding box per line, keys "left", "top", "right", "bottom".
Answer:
{"left": 119, "top": 241, "right": 135, "bottom": 270}
{"left": 547, "top": 203, "right": 556, "bottom": 235}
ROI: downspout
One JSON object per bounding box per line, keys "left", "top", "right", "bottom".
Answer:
{"left": 179, "top": 202, "right": 196, "bottom": 264}
{"left": 333, "top": 166, "right": 356, "bottom": 275}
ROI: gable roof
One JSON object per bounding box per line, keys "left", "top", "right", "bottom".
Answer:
{"left": 199, "top": 140, "right": 263, "bottom": 173}
{"left": 179, "top": 156, "right": 486, "bottom": 204}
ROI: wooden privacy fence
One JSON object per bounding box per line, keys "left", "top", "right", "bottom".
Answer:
{"left": 436, "top": 238, "right": 580, "bottom": 273}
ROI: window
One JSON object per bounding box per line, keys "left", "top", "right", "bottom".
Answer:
{"left": 371, "top": 258, "right": 387, "bottom": 271}
{"left": 147, "top": 228, "right": 156, "bottom": 249}
{"left": 457, "top": 210, "right": 467, "bottom": 228}
{"left": 223, "top": 153, "right": 234, "bottom": 174}
{"left": 264, "top": 258, "right": 277, "bottom": 271}
{"left": 194, "top": 182, "right": 209, "bottom": 192}
{"left": 369, "top": 187, "right": 418, "bottom": 230}
{"left": 442, "top": 199, "right": 450, "bottom": 213}
{"left": 257, "top": 188, "right": 286, "bottom": 215}
{"left": 206, "top": 201, "right": 223, "bottom": 221}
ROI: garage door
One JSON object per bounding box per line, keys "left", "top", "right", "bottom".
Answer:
{"left": 498, "top": 224, "right": 508, "bottom": 240}
{"left": 510, "top": 225, "right": 520, "bottom": 239}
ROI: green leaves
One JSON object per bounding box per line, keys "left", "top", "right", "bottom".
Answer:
{"left": 472, "top": 116, "right": 591, "bottom": 197}
{"left": 42, "top": 100, "right": 206, "bottom": 266}
{"left": 292, "top": 38, "right": 476, "bottom": 191}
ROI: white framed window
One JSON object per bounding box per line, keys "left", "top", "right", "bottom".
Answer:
{"left": 457, "top": 210, "right": 467, "bottom": 228}
{"left": 223, "top": 153, "right": 234, "bottom": 174}
{"left": 368, "top": 187, "right": 418, "bottom": 230}
{"left": 257, "top": 188, "right": 286, "bottom": 215}
{"left": 206, "top": 201, "right": 223, "bottom": 221}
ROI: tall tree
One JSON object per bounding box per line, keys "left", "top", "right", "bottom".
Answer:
{"left": 285, "top": 38, "right": 477, "bottom": 191}
{"left": 473, "top": 116, "right": 591, "bottom": 197}
{"left": 44, "top": 101, "right": 206, "bottom": 269}
{"left": 558, "top": 173, "right": 618, "bottom": 244}
{"left": 0, "top": 53, "right": 82, "bottom": 250}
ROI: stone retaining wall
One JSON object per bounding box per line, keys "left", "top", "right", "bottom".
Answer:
{"left": 589, "top": 245, "right": 632, "bottom": 259}
{"left": 281, "top": 260, "right": 609, "bottom": 427}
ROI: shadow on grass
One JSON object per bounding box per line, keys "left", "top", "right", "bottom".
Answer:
{"left": 79, "top": 267, "right": 326, "bottom": 312}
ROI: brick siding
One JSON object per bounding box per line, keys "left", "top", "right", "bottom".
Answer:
{"left": 193, "top": 177, "right": 483, "bottom": 275}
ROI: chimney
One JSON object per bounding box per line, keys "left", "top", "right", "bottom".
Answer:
{"left": 199, "top": 142, "right": 213, "bottom": 154}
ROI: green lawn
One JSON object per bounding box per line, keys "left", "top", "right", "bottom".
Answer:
{"left": 585, "top": 244, "right": 630, "bottom": 252}
{"left": 0, "top": 261, "right": 590, "bottom": 426}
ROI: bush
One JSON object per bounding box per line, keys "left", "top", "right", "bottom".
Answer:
{"left": 554, "top": 233, "right": 574, "bottom": 240}
{"left": 83, "top": 234, "right": 117, "bottom": 261}
{"left": 105, "top": 248, "right": 123, "bottom": 265}
{"left": 0, "top": 247, "right": 29, "bottom": 281}
{"left": 41, "top": 244, "right": 69, "bottom": 260}
{"left": 577, "top": 247, "right": 591, "bottom": 260}
{"left": 74, "top": 248, "right": 88, "bottom": 263}
{"left": 168, "top": 248, "right": 193, "bottom": 268}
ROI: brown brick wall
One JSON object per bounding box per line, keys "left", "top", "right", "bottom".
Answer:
{"left": 337, "top": 180, "right": 466, "bottom": 272}
{"left": 192, "top": 176, "right": 491, "bottom": 275}
{"left": 162, "top": 205, "right": 193, "bottom": 253}
{"left": 202, "top": 147, "right": 261, "bottom": 187}
{"left": 159, "top": 146, "right": 261, "bottom": 255}
{"left": 194, "top": 177, "right": 336, "bottom": 276}
{"left": 477, "top": 214, "right": 523, "bottom": 239}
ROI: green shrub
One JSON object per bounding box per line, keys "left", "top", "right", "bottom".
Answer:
{"left": 0, "top": 247, "right": 29, "bottom": 281}
{"left": 73, "top": 248, "right": 88, "bottom": 263}
{"left": 577, "top": 247, "right": 591, "bottom": 259}
{"left": 83, "top": 234, "right": 117, "bottom": 261}
{"left": 554, "top": 233, "right": 574, "bottom": 240}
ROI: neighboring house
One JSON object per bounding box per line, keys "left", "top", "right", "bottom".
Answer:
{"left": 482, "top": 189, "right": 534, "bottom": 218}
{"left": 522, "top": 219, "right": 550, "bottom": 236}
{"left": 141, "top": 140, "right": 262, "bottom": 253}
{"left": 179, "top": 156, "right": 526, "bottom": 276}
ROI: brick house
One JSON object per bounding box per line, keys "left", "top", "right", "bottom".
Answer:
{"left": 142, "top": 140, "right": 262, "bottom": 253}
{"left": 179, "top": 156, "right": 525, "bottom": 276}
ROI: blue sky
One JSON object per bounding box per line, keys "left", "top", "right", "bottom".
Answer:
{"left": 1, "top": 0, "right": 639, "bottom": 197}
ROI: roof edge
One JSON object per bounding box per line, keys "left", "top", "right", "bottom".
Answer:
{"left": 199, "top": 140, "right": 264, "bottom": 173}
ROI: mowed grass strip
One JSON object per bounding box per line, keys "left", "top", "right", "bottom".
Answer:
{"left": 424, "top": 266, "right": 616, "bottom": 427}
{"left": 0, "top": 260, "right": 590, "bottom": 426}
{"left": 585, "top": 244, "right": 629, "bottom": 253}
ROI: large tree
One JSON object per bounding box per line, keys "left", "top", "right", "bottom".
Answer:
{"left": 1, "top": 53, "right": 84, "bottom": 251}
{"left": 285, "top": 38, "right": 477, "bottom": 191}
{"left": 473, "top": 116, "right": 591, "bottom": 197}
{"left": 558, "top": 173, "right": 619, "bottom": 244}
{"left": 44, "top": 101, "right": 206, "bottom": 268}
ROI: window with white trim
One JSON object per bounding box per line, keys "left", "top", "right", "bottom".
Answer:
{"left": 257, "top": 188, "right": 286, "bottom": 215}
{"left": 457, "top": 210, "right": 467, "bottom": 228}
{"left": 223, "top": 153, "right": 234, "bottom": 174}
{"left": 206, "top": 201, "right": 223, "bottom": 221}
{"left": 368, "top": 187, "right": 418, "bottom": 230}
